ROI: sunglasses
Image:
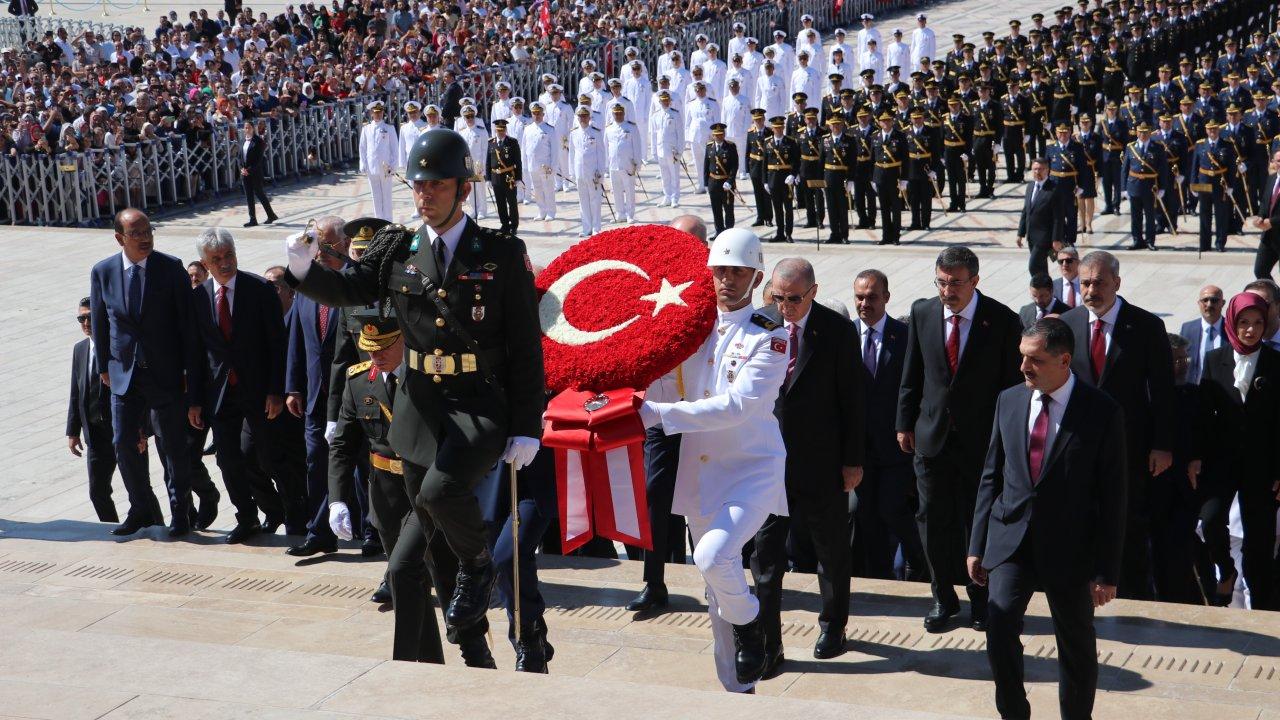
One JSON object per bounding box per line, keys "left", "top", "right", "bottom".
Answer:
{"left": 1057, "top": 258, "right": 1077, "bottom": 265}
{"left": 76, "top": 314, "right": 90, "bottom": 324}
{"left": 771, "top": 286, "right": 814, "bottom": 304}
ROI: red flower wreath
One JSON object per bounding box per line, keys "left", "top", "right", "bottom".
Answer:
{"left": 536, "top": 225, "right": 717, "bottom": 393}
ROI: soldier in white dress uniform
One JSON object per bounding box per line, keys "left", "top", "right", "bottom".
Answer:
{"left": 650, "top": 90, "right": 684, "bottom": 207}
{"left": 359, "top": 100, "right": 398, "bottom": 221}
{"left": 568, "top": 106, "right": 606, "bottom": 237}
{"left": 685, "top": 82, "right": 718, "bottom": 193}
{"left": 544, "top": 86, "right": 574, "bottom": 191}
{"left": 458, "top": 106, "right": 489, "bottom": 218}
{"left": 639, "top": 228, "right": 788, "bottom": 694}
{"left": 397, "top": 100, "right": 429, "bottom": 172}
{"left": 604, "top": 104, "right": 642, "bottom": 222}
{"left": 522, "top": 102, "right": 558, "bottom": 221}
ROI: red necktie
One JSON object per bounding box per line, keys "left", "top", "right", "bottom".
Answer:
{"left": 1064, "top": 281, "right": 1075, "bottom": 307}
{"left": 318, "top": 304, "right": 330, "bottom": 339}
{"left": 1028, "top": 394, "right": 1052, "bottom": 483}
{"left": 785, "top": 323, "right": 798, "bottom": 384}
{"left": 1269, "top": 177, "right": 1280, "bottom": 214}
{"left": 946, "top": 315, "right": 961, "bottom": 375}
{"left": 1090, "top": 319, "right": 1107, "bottom": 382}
{"left": 217, "top": 286, "right": 237, "bottom": 386}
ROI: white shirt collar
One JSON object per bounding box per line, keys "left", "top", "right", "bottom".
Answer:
{"left": 213, "top": 273, "right": 236, "bottom": 295}
{"left": 423, "top": 215, "right": 470, "bottom": 266}
{"left": 1200, "top": 317, "right": 1221, "bottom": 334}
{"left": 863, "top": 314, "right": 887, "bottom": 336}
{"left": 786, "top": 306, "right": 811, "bottom": 333}
{"left": 121, "top": 251, "right": 149, "bottom": 271}
{"left": 1035, "top": 371, "right": 1076, "bottom": 407}
{"left": 1087, "top": 296, "right": 1123, "bottom": 325}
{"left": 944, "top": 291, "right": 979, "bottom": 323}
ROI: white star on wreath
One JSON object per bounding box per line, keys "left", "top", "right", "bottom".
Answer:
{"left": 638, "top": 278, "right": 693, "bottom": 317}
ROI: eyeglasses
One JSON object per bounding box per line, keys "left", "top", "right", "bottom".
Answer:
{"left": 771, "top": 285, "right": 815, "bottom": 304}
{"left": 1199, "top": 297, "right": 1223, "bottom": 304}
{"left": 1057, "top": 258, "right": 1077, "bottom": 265}
{"left": 76, "top": 314, "right": 90, "bottom": 324}
{"left": 934, "top": 277, "right": 972, "bottom": 290}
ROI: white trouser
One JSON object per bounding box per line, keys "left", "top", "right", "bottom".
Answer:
{"left": 690, "top": 142, "right": 708, "bottom": 191}
{"left": 658, "top": 151, "right": 680, "bottom": 201}
{"left": 367, "top": 172, "right": 394, "bottom": 221}
{"left": 531, "top": 165, "right": 556, "bottom": 218}
{"left": 730, "top": 133, "right": 748, "bottom": 176}
{"left": 470, "top": 180, "right": 488, "bottom": 218}
{"left": 577, "top": 176, "right": 603, "bottom": 235}
{"left": 636, "top": 117, "right": 649, "bottom": 159}
{"left": 687, "top": 501, "right": 770, "bottom": 693}
{"left": 557, "top": 146, "right": 571, "bottom": 190}
{"left": 610, "top": 168, "right": 636, "bottom": 221}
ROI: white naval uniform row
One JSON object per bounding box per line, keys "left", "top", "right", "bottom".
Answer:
{"left": 605, "top": 120, "right": 641, "bottom": 222}
{"left": 359, "top": 120, "right": 398, "bottom": 221}
{"left": 644, "top": 303, "right": 789, "bottom": 693}
{"left": 649, "top": 105, "right": 684, "bottom": 204}
{"left": 568, "top": 122, "right": 605, "bottom": 236}
{"left": 458, "top": 121, "right": 489, "bottom": 218}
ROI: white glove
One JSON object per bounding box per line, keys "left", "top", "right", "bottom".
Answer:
{"left": 1094, "top": 93, "right": 1102, "bottom": 103}
{"left": 593, "top": 171, "right": 602, "bottom": 182}
{"left": 1156, "top": 189, "right": 1164, "bottom": 199}
{"left": 383, "top": 163, "right": 393, "bottom": 176}
{"left": 763, "top": 182, "right": 771, "bottom": 194}
{"left": 1175, "top": 174, "right": 1184, "bottom": 184}
{"left": 722, "top": 181, "right": 732, "bottom": 190}
{"left": 897, "top": 180, "right": 908, "bottom": 191}
{"left": 845, "top": 180, "right": 855, "bottom": 194}
{"left": 961, "top": 153, "right": 969, "bottom": 162}
{"left": 502, "top": 436, "right": 540, "bottom": 470}
{"left": 284, "top": 231, "right": 318, "bottom": 280}
{"left": 995, "top": 143, "right": 1003, "bottom": 153}
{"left": 1074, "top": 187, "right": 1083, "bottom": 197}
{"left": 928, "top": 171, "right": 937, "bottom": 180}
{"left": 1239, "top": 163, "right": 1247, "bottom": 174}
{"left": 639, "top": 400, "right": 661, "bottom": 429}
{"left": 324, "top": 420, "right": 337, "bottom": 444}
{"left": 328, "top": 501, "right": 353, "bottom": 541}
{"left": 785, "top": 174, "right": 795, "bottom": 185}
{"left": 1121, "top": 190, "right": 1128, "bottom": 200}
{"left": 1070, "top": 105, "right": 1078, "bottom": 115}
{"left": 1226, "top": 186, "right": 1233, "bottom": 196}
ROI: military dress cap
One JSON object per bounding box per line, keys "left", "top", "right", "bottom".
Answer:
{"left": 462, "top": 106, "right": 477, "bottom": 117}
{"left": 1135, "top": 121, "right": 1153, "bottom": 131}
{"left": 769, "top": 115, "right": 786, "bottom": 127}
{"left": 368, "top": 99, "right": 386, "bottom": 111}
{"left": 793, "top": 91, "right": 808, "bottom": 102}
{"left": 1056, "top": 123, "right": 1072, "bottom": 132}
{"left": 878, "top": 111, "right": 895, "bottom": 121}
{"left": 1227, "top": 105, "right": 1242, "bottom": 114}
{"left": 750, "top": 107, "right": 766, "bottom": 117}
{"left": 910, "top": 109, "right": 924, "bottom": 118}
{"left": 953, "top": 33, "right": 965, "bottom": 40}
{"left": 826, "top": 115, "right": 845, "bottom": 125}
{"left": 982, "top": 31, "right": 995, "bottom": 38}
{"left": 1010, "top": 19, "right": 1021, "bottom": 26}
{"left": 861, "top": 69, "right": 876, "bottom": 77}
{"left": 710, "top": 122, "right": 727, "bottom": 133}
{"left": 803, "top": 108, "right": 819, "bottom": 118}
{"left": 1158, "top": 114, "right": 1173, "bottom": 122}
{"left": 1080, "top": 114, "right": 1095, "bottom": 122}
{"left": 895, "top": 89, "right": 910, "bottom": 98}
{"left": 659, "top": 90, "right": 673, "bottom": 99}
{"left": 512, "top": 96, "right": 526, "bottom": 105}
{"left": 424, "top": 104, "right": 440, "bottom": 115}
{"left": 496, "top": 81, "right": 511, "bottom": 91}
{"left": 1179, "top": 57, "right": 1193, "bottom": 64}
{"left": 1179, "top": 96, "right": 1194, "bottom": 105}
{"left": 530, "top": 101, "right": 545, "bottom": 111}
{"left": 840, "top": 88, "right": 856, "bottom": 97}
{"left": 405, "top": 129, "right": 476, "bottom": 182}
{"left": 1199, "top": 83, "right": 1214, "bottom": 90}
{"left": 575, "top": 105, "right": 591, "bottom": 116}
{"left": 857, "top": 108, "right": 871, "bottom": 117}
{"left": 493, "top": 118, "right": 508, "bottom": 129}
{"left": 1127, "top": 85, "right": 1142, "bottom": 93}
{"left": 1205, "top": 118, "right": 1222, "bottom": 129}
{"left": 1106, "top": 100, "right": 1120, "bottom": 108}
{"left": 404, "top": 100, "right": 422, "bottom": 112}
{"left": 608, "top": 78, "right": 622, "bottom": 87}
{"left": 344, "top": 217, "right": 390, "bottom": 250}
{"left": 888, "top": 65, "right": 901, "bottom": 73}
{"left": 947, "top": 95, "right": 962, "bottom": 104}
{"left": 1032, "top": 12, "right": 1044, "bottom": 20}
{"left": 354, "top": 308, "right": 402, "bottom": 352}
{"left": 829, "top": 72, "right": 844, "bottom": 80}
{"left": 1227, "top": 72, "right": 1241, "bottom": 80}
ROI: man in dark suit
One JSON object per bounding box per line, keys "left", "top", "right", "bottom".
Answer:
{"left": 1060, "top": 251, "right": 1175, "bottom": 601}
{"left": 1018, "top": 273, "right": 1071, "bottom": 329}
{"left": 441, "top": 70, "right": 464, "bottom": 126}
{"left": 1177, "top": 284, "right": 1225, "bottom": 384}
{"left": 896, "top": 246, "right": 1023, "bottom": 632}
{"left": 1052, "top": 245, "right": 1081, "bottom": 309}
{"left": 189, "top": 228, "right": 293, "bottom": 544}
{"left": 751, "top": 258, "right": 864, "bottom": 675}
{"left": 1253, "top": 152, "right": 1280, "bottom": 278}
{"left": 850, "top": 270, "right": 925, "bottom": 581}
{"left": 1016, "top": 158, "right": 1063, "bottom": 278}
{"left": 67, "top": 296, "right": 119, "bottom": 523}
{"left": 240, "top": 120, "right": 278, "bottom": 228}
{"left": 89, "top": 208, "right": 203, "bottom": 537}
{"left": 285, "top": 216, "right": 349, "bottom": 556}
{"left": 968, "top": 317, "right": 1127, "bottom": 720}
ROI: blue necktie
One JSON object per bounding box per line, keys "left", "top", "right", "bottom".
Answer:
{"left": 127, "top": 264, "right": 143, "bottom": 319}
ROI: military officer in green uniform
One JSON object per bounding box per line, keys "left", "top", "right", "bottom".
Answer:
{"left": 284, "top": 128, "right": 545, "bottom": 663}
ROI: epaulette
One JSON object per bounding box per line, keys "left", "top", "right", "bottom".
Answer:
{"left": 751, "top": 311, "right": 781, "bottom": 331}
{"left": 348, "top": 360, "right": 372, "bottom": 377}
{"left": 706, "top": 140, "right": 715, "bottom": 145}
{"left": 1197, "top": 138, "right": 1207, "bottom": 144}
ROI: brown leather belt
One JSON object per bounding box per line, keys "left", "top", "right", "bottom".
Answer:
{"left": 1128, "top": 172, "right": 1156, "bottom": 179}
{"left": 875, "top": 162, "right": 902, "bottom": 168}
{"left": 370, "top": 452, "right": 403, "bottom": 475}
{"left": 1051, "top": 170, "right": 1077, "bottom": 177}
{"left": 944, "top": 140, "right": 967, "bottom": 147}
{"left": 823, "top": 164, "right": 848, "bottom": 170}
{"left": 767, "top": 164, "right": 792, "bottom": 170}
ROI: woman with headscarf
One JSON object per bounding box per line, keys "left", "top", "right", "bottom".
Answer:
{"left": 1194, "top": 292, "right": 1280, "bottom": 609}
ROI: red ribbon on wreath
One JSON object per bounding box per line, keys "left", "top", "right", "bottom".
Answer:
{"left": 537, "top": 225, "right": 716, "bottom": 552}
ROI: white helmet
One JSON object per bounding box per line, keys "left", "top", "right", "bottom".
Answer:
{"left": 708, "top": 228, "right": 764, "bottom": 272}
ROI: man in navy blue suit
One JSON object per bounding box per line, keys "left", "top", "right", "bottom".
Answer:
{"left": 968, "top": 317, "right": 1127, "bottom": 720}
{"left": 190, "top": 228, "right": 296, "bottom": 544}
{"left": 89, "top": 208, "right": 202, "bottom": 537}
{"left": 285, "top": 216, "right": 357, "bottom": 556}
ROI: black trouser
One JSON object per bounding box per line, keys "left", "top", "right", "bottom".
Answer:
{"left": 257, "top": 411, "right": 309, "bottom": 531}
{"left": 875, "top": 179, "right": 901, "bottom": 244}
{"left": 493, "top": 180, "right": 519, "bottom": 234}
{"left": 640, "top": 427, "right": 686, "bottom": 585}
{"left": 1027, "top": 124, "right": 1046, "bottom": 159}
{"left": 750, "top": 169, "right": 772, "bottom": 223}
{"left": 1055, "top": 184, "right": 1078, "bottom": 245}
{"left": 1238, "top": 467, "right": 1280, "bottom": 610}
{"left": 110, "top": 368, "right": 191, "bottom": 526}
{"left": 244, "top": 174, "right": 274, "bottom": 222}
{"left": 823, "top": 178, "right": 850, "bottom": 241}
{"left": 1148, "top": 467, "right": 1204, "bottom": 604}
{"left": 82, "top": 420, "right": 120, "bottom": 522}
{"left": 850, "top": 460, "right": 925, "bottom": 581}
{"left": 769, "top": 179, "right": 793, "bottom": 241}
{"left": 803, "top": 179, "right": 824, "bottom": 227}
{"left": 854, "top": 174, "right": 877, "bottom": 227}
{"left": 974, "top": 138, "right": 996, "bottom": 195}
{"left": 367, "top": 466, "right": 412, "bottom": 559}
{"left": 907, "top": 177, "right": 932, "bottom": 229}
{"left": 211, "top": 386, "right": 286, "bottom": 526}
{"left": 1129, "top": 190, "right": 1158, "bottom": 247}
{"left": 1194, "top": 466, "right": 1237, "bottom": 597}
{"left": 1003, "top": 131, "right": 1026, "bottom": 181}
{"left": 914, "top": 446, "right": 985, "bottom": 610}
{"left": 986, "top": 542, "right": 1098, "bottom": 720}
{"left": 945, "top": 149, "right": 966, "bottom": 211}
{"left": 1117, "top": 453, "right": 1154, "bottom": 601}
{"left": 1248, "top": 156, "right": 1267, "bottom": 216}
{"left": 751, "top": 492, "right": 851, "bottom": 652}
{"left": 1255, "top": 230, "right": 1280, "bottom": 279}
{"left": 1101, "top": 155, "right": 1122, "bottom": 212}
{"left": 1028, "top": 240, "right": 1052, "bottom": 279}
{"left": 708, "top": 183, "right": 735, "bottom": 233}
{"left": 1198, "top": 192, "right": 1231, "bottom": 251}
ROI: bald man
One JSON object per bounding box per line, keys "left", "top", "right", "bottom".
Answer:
{"left": 1177, "top": 285, "right": 1224, "bottom": 385}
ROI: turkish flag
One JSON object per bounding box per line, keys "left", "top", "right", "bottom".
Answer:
{"left": 537, "top": 0, "right": 551, "bottom": 36}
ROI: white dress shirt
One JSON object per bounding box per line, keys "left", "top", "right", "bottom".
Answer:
{"left": 212, "top": 274, "right": 237, "bottom": 315}
{"left": 421, "top": 215, "right": 469, "bottom": 269}
{"left": 1028, "top": 372, "right": 1075, "bottom": 451}
{"left": 943, "top": 292, "right": 979, "bottom": 358}
{"left": 860, "top": 314, "right": 887, "bottom": 364}
{"left": 1086, "top": 297, "right": 1123, "bottom": 355}
{"left": 1233, "top": 350, "right": 1259, "bottom": 401}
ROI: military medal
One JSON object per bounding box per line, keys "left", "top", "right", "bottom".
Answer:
{"left": 405, "top": 264, "right": 418, "bottom": 275}
{"left": 727, "top": 370, "right": 735, "bottom": 382}
{"left": 472, "top": 306, "right": 486, "bottom": 321}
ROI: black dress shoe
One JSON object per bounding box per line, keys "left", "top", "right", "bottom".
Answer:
{"left": 759, "top": 646, "right": 785, "bottom": 680}
{"left": 731, "top": 618, "right": 767, "bottom": 685}
{"left": 226, "top": 522, "right": 263, "bottom": 544}
{"left": 110, "top": 518, "right": 154, "bottom": 536}
{"left": 813, "top": 630, "right": 846, "bottom": 659}
{"left": 625, "top": 583, "right": 669, "bottom": 613}
{"left": 243, "top": 220, "right": 258, "bottom": 227}
{"left": 750, "top": 219, "right": 765, "bottom": 227}
{"left": 923, "top": 600, "right": 960, "bottom": 633}
{"left": 286, "top": 537, "right": 338, "bottom": 556}
{"left": 515, "top": 629, "right": 549, "bottom": 673}
{"left": 970, "top": 608, "right": 988, "bottom": 632}
{"left": 167, "top": 523, "right": 191, "bottom": 539}
{"left": 261, "top": 515, "right": 284, "bottom": 535}
{"left": 446, "top": 558, "right": 496, "bottom": 628}
{"left": 264, "top": 214, "right": 279, "bottom": 225}
{"left": 195, "top": 495, "right": 219, "bottom": 530}
{"left": 459, "top": 634, "right": 497, "bottom": 669}
{"left": 361, "top": 539, "right": 384, "bottom": 558}
{"left": 370, "top": 579, "right": 392, "bottom": 605}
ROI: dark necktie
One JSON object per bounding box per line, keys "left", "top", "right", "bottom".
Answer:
{"left": 433, "top": 236, "right": 447, "bottom": 276}
{"left": 217, "top": 286, "right": 238, "bottom": 385}
{"left": 946, "top": 315, "right": 961, "bottom": 375}
{"left": 1269, "top": 176, "right": 1280, "bottom": 214}
{"left": 863, "top": 327, "right": 878, "bottom": 377}
{"left": 317, "top": 303, "right": 330, "bottom": 339}
{"left": 785, "top": 323, "right": 798, "bottom": 384}
{"left": 386, "top": 371, "right": 398, "bottom": 399}
{"left": 1091, "top": 319, "right": 1107, "bottom": 381}
{"left": 1028, "top": 394, "right": 1052, "bottom": 483}
{"left": 127, "top": 264, "right": 143, "bottom": 319}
